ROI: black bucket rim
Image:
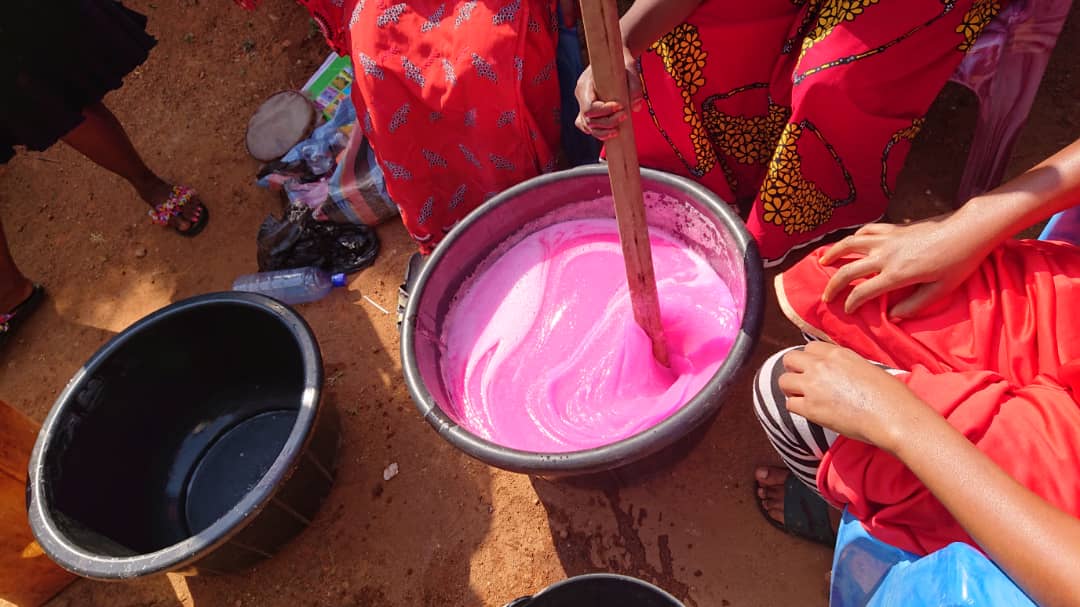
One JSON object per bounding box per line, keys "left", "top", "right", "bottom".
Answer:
{"left": 27, "top": 292, "right": 324, "bottom": 579}
{"left": 401, "top": 165, "right": 764, "bottom": 476}
{"left": 505, "top": 572, "right": 686, "bottom": 606}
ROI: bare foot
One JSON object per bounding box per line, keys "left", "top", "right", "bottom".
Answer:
{"left": 755, "top": 466, "right": 790, "bottom": 526}
{"left": 755, "top": 465, "right": 842, "bottom": 531}
{"left": 139, "top": 179, "right": 205, "bottom": 233}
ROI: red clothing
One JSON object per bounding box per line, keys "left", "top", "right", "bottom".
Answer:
{"left": 240, "top": 0, "right": 562, "bottom": 253}
{"left": 345, "top": 0, "right": 561, "bottom": 252}
{"left": 235, "top": 0, "right": 351, "bottom": 54}
{"left": 779, "top": 239, "right": 1080, "bottom": 555}
{"left": 632, "top": 0, "right": 1004, "bottom": 265}
{"left": 295, "top": 0, "right": 350, "bottom": 56}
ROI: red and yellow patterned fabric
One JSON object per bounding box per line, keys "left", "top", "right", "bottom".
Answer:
{"left": 778, "top": 238, "right": 1080, "bottom": 555}
{"left": 633, "top": 0, "right": 1004, "bottom": 265}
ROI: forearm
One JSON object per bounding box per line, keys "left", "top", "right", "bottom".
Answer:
{"left": 950, "top": 137, "right": 1080, "bottom": 251}
{"left": 888, "top": 396, "right": 1080, "bottom": 607}
{"left": 620, "top": 0, "right": 703, "bottom": 57}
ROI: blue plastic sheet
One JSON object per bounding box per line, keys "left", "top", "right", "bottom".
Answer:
{"left": 830, "top": 511, "right": 1036, "bottom": 607}
{"left": 1039, "top": 206, "right": 1080, "bottom": 244}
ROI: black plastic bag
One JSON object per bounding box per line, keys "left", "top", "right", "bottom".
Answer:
{"left": 257, "top": 204, "right": 379, "bottom": 275}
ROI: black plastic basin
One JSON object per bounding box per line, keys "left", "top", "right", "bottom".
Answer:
{"left": 27, "top": 293, "right": 339, "bottom": 579}
{"left": 505, "top": 574, "right": 685, "bottom": 606}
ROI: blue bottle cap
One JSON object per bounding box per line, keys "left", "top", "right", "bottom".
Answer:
{"left": 331, "top": 273, "right": 347, "bottom": 288}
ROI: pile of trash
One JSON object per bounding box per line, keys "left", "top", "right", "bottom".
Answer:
{"left": 247, "top": 54, "right": 391, "bottom": 276}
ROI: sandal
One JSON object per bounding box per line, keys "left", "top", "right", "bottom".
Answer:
{"left": 148, "top": 185, "right": 209, "bottom": 237}
{"left": 756, "top": 472, "right": 837, "bottom": 547}
{"left": 397, "top": 252, "right": 424, "bottom": 329}
{"left": 0, "top": 285, "right": 45, "bottom": 349}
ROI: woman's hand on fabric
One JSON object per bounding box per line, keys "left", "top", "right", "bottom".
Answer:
{"left": 779, "top": 342, "right": 930, "bottom": 453}
{"left": 822, "top": 137, "right": 1080, "bottom": 317}
{"left": 819, "top": 215, "right": 990, "bottom": 318}
{"left": 573, "top": 49, "right": 644, "bottom": 141}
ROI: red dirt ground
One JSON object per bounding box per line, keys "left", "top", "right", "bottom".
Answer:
{"left": 1, "top": 2, "right": 1077, "bottom": 605}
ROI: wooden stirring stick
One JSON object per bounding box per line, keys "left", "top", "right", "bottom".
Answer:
{"left": 579, "top": 0, "right": 670, "bottom": 366}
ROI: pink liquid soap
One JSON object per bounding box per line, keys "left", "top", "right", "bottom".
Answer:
{"left": 441, "top": 218, "right": 740, "bottom": 453}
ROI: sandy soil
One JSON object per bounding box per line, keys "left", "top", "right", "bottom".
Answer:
{"left": 1, "top": 1, "right": 1077, "bottom": 605}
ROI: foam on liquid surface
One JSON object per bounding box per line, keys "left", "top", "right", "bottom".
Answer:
{"left": 441, "top": 218, "right": 739, "bottom": 452}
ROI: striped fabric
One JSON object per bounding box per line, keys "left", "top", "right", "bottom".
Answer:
{"left": 753, "top": 346, "right": 903, "bottom": 492}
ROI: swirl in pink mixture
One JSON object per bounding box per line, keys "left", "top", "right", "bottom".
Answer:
{"left": 441, "top": 219, "right": 740, "bottom": 452}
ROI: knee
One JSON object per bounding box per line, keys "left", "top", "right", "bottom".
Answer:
{"left": 755, "top": 347, "right": 803, "bottom": 392}
{"left": 753, "top": 346, "right": 804, "bottom": 424}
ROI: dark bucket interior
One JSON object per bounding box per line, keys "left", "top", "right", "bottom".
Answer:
{"left": 39, "top": 301, "right": 309, "bottom": 557}
{"left": 404, "top": 166, "right": 762, "bottom": 476}
{"left": 511, "top": 575, "right": 684, "bottom": 607}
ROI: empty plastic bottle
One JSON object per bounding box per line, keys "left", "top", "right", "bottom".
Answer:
{"left": 232, "top": 267, "right": 347, "bottom": 304}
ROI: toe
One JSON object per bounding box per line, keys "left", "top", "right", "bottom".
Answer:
{"left": 172, "top": 196, "right": 205, "bottom": 233}
{"left": 765, "top": 485, "right": 786, "bottom": 501}
{"left": 765, "top": 505, "right": 785, "bottom": 525}
{"left": 170, "top": 215, "right": 193, "bottom": 232}
{"left": 762, "top": 497, "right": 784, "bottom": 513}
{"left": 755, "top": 466, "right": 790, "bottom": 489}
{"left": 183, "top": 197, "right": 204, "bottom": 221}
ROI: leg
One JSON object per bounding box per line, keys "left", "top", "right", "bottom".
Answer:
{"left": 61, "top": 103, "right": 202, "bottom": 232}
{"left": 0, "top": 217, "right": 33, "bottom": 313}
{"left": 778, "top": 238, "right": 1080, "bottom": 384}
{"left": 753, "top": 345, "right": 908, "bottom": 540}
{"left": 954, "top": 0, "right": 1073, "bottom": 203}
{"left": 752, "top": 346, "right": 840, "bottom": 545}
{"left": 0, "top": 215, "right": 45, "bottom": 348}
{"left": 747, "top": 0, "right": 1005, "bottom": 264}
{"left": 753, "top": 345, "right": 906, "bottom": 487}
{"left": 753, "top": 347, "right": 838, "bottom": 491}
{"left": 956, "top": 49, "right": 1055, "bottom": 203}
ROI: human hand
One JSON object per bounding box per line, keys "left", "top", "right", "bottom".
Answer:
{"left": 819, "top": 215, "right": 990, "bottom": 318}
{"left": 573, "top": 49, "right": 643, "bottom": 141}
{"left": 779, "top": 342, "right": 930, "bottom": 453}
